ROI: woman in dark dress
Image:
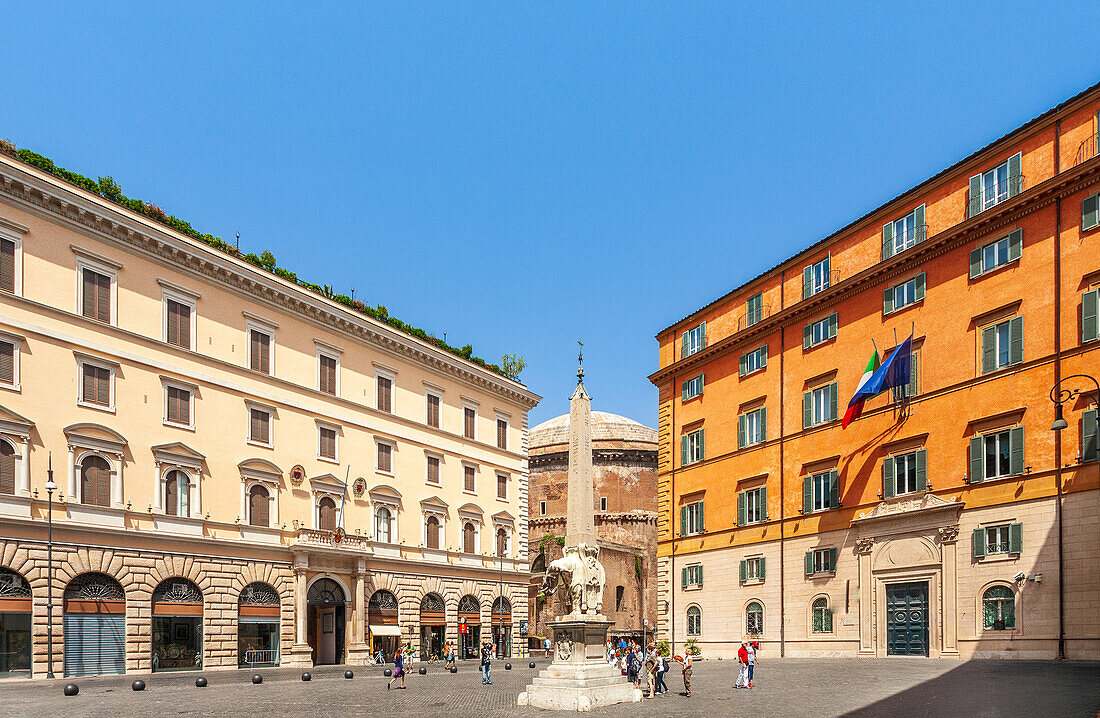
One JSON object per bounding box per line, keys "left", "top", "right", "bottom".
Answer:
{"left": 388, "top": 643, "right": 406, "bottom": 689}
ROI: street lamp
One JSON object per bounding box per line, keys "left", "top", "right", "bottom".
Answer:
{"left": 1050, "top": 373, "right": 1099, "bottom": 439}
{"left": 45, "top": 453, "right": 57, "bottom": 679}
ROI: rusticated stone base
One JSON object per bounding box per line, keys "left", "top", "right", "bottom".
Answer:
{"left": 283, "top": 644, "right": 313, "bottom": 668}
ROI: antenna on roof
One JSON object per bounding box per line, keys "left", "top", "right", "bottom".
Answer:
{"left": 235, "top": 232, "right": 240, "bottom": 251}
{"left": 351, "top": 287, "right": 356, "bottom": 300}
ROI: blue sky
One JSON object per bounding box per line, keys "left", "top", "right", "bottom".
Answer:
{"left": 2, "top": 2, "right": 1097, "bottom": 428}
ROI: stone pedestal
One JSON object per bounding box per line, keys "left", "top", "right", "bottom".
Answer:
{"left": 284, "top": 643, "right": 313, "bottom": 668}
{"left": 519, "top": 616, "right": 639, "bottom": 712}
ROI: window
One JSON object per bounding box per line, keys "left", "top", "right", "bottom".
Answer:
{"left": 738, "top": 487, "right": 767, "bottom": 525}
{"left": 249, "top": 406, "right": 272, "bottom": 446}
{"left": 803, "top": 469, "right": 838, "bottom": 513}
{"left": 681, "top": 564, "right": 703, "bottom": 588}
{"left": 164, "top": 384, "right": 193, "bottom": 428}
{"left": 803, "top": 313, "right": 837, "bottom": 349}
{"left": 164, "top": 297, "right": 193, "bottom": 350}
{"left": 738, "top": 407, "right": 767, "bottom": 449}
{"left": 682, "top": 322, "right": 706, "bottom": 358}
{"left": 746, "top": 292, "right": 763, "bottom": 327}
{"left": 374, "top": 506, "right": 392, "bottom": 543}
{"left": 680, "top": 500, "right": 704, "bottom": 536}
{"left": 969, "top": 427, "right": 1024, "bottom": 482}
{"left": 600, "top": 496, "right": 608, "bottom": 512}
{"left": 318, "top": 354, "right": 338, "bottom": 395}
{"left": 883, "top": 273, "right": 926, "bottom": 314}
{"left": 376, "top": 441, "right": 392, "bottom": 473}
{"left": 1084, "top": 409, "right": 1098, "bottom": 463}
{"left": 497, "top": 418, "right": 508, "bottom": 449}
{"left": 802, "top": 255, "right": 830, "bottom": 299}
{"left": 79, "top": 360, "right": 113, "bottom": 409}
{"left": 0, "top": 440, "right": 15, "bottom": 495}
{"left": 425, "top": 515, "right": 441, "bottom": 549}
{"left": 739, "top": 345, "right": 767, "bottom": 376}
{"left": 79, "top": 454, "right": 111, "bottom": 507}
{"left": 164, "top": 470, "right": 190, "bottom": 517}
{"left": 812, "top": 597, "right": 833, "bottom": 633}
{"left": 464, "top": 465, "right": 476, "bottom": 493}
{"left": 881, "top": 205, "right": 926, "bottom": 259}
{"left": 80, "top": 266, "right": 112, "bottom": 323}
{"left": 318, "top": 426, "right": 337, "bottom": 461}
{"left": 421, "top": 455, "right": 439, "bottom": 486}
{"left": 970, "top": 230, "right": 1022, "bottom": 278}
{"left": 496, "top": 473, "right": 508, "bottom": 500}
{"left": 463, "top": 406, "right": 477, "bottom": 439}
{"left": 686, "top": 606, "right": 701, "bottom": 636}
{"left": 681, "top": 374, "right": 704, "bottom": 402}
{"left": 983, "top": 586, "right": 1016, "bottom": 630}
{"left": 0, "top": 336, "right": 18, "bottom": 389}
{"left": 426, "top": 393, "right": 441, "bottom": 428}
{"left": 745, "top": 602, "right": 763, "bottom": 635}
{"left": 981, "top": 316, "right": 1023, "bottom": 373}
{"left": 1082, "top": 289, "right": 1099, "bottom": 344}
{"left": 739, "top": 556, "right": 765, "bottom": 583}
{"left": 377, "top": 374, "right": 393, "bottom": 413}
{"left": 968, "top": 152, "right": 1022, "bottom": 216}
{"left": 680, "top": 428, "right": 705, "bottom": 466}
{"left": 615, "top": 586, "right": 625, "bottom": 611}
{"left": 973, "top": 523, "right": 1022, "bottom": 559}
{"left": 891, "top": 346, "right": 920, "bottom": 401}
{"left": 0, "top": 234, "right": 19, "bottom": 295}
{"left": 883, "top": 449, "right": 927, "bottom": 498}
{"left": 803, "top": 382, "right": 838, "bottom": 428}
{"left": 540, "top": 500, "right": 546, "bottom": 516}
{"left": 248, "top": 484, "right": 270, "bottom": 527}
{"left": 462, "top": 521, "right": 476, "bottom": 553}
{"left": 249, "top": 328, "right": 272, "bottom": 374}
{"left": 805, "top": 547, "right": 838, "bottom": 576}
{"left": 1084, "top": 192, "right": 1100, "bottom": 231}
{"left": 496, "top": 527, "right": 509, "bottom": 557}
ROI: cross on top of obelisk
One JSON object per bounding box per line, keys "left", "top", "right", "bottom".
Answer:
{"left": 576, "top": 340, "right": 584, "bottom": 384}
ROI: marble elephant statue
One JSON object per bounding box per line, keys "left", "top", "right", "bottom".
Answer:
{"left": 539, "top": 542, "right": 605, "bottom": 615}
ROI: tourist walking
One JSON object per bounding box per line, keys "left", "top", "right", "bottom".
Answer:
{"left": 387, "top": 644, "right": 406, "bottom": 690}
{"left": 626, "top": 646, "right": 640, "bottom": 689}
{"left": 480, "top": 641, "right": 493, "bottom": 684}
{"left": 654, "top": 652, "right": 669, "bottom": 696}
{"left": 643, "top": 645, "right": 657, "bottom": 698}
{"left": 680, "top": 651, "right": 693, "bottom": 697}
{"left": 746, "top": 640, "right": 758, "bottom": 688}
{"left": 735, "top": 641, "right": 750, "bottom": 689}
{"left": 444, "top": 641, "right": 456, "bottom": 670}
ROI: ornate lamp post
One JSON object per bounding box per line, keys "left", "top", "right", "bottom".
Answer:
{"left": 45, "top": 453, "right": 57, "bottom": 679}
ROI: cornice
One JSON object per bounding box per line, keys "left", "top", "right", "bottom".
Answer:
{"left": 0, "top": 158, "right": 540, "bottom": 411}
{"left": 649, "top": 156, "right": 1100, "bottom": 386}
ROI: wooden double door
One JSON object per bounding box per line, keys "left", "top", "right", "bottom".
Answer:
{"left": 886, "top": 582, "right": 929, "bottom": 656}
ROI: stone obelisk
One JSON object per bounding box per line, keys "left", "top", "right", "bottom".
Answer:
{"left": 519, "top": 345, "right": 639, "bottom": 711}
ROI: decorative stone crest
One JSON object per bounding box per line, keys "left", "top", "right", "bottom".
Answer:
{"left": 353, "top": 477, "right": 366, "bottom": 497}
{"left": 938, "top": 525, "right": 960, "bottom": 544}
{"left": 556, "top": 631, "right": 574, "bottom": 661}
{"left": 855, "top": 538, "right": 874, "bottom": 555}
{"left": 290, "top": 465, "right": 305, "bottom": 487}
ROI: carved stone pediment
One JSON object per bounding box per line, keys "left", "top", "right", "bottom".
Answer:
{"left": 852, "top": 493, "right": 963, "bottom": 538}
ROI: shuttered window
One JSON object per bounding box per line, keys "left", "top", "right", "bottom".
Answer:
{"left": 376, "top": 441, "right": 392, "bottom": 472}
{"left": 81, "top": 268, "right": 111, "bottom": 323}
{"left": 681, "top": 322, "right": 706, "bottom": 358}
{"left": 802, "top": 255, "right": 830, "bottom": 299}
{"left": 682, "top": 373, "right": 704, "bottom": 401}
{"left": 680, "top": 501, "right": 704, "bottom": 536}
{"left": 318, "top": 355, "right": 338, "bottom": 395}
{"left": 737, "top": 487, "right": 767, "bottom": 525}
{"left": 803, "top": 382, "right": 838, "bottom": 428}
{"left": 803, "top": 313, "right": 838, "bottom": 349}
{"left": 681, "top": 564, "right": 703, "bottom": 588}
{"left": 165, "top": 299, "right": 191, "bottom": 349}
{"left": 464, "top": 406, "right": 476, "bottom": 439}
{"left": 739, "top": 557, "right": 765, "bottom": 583}
{"left": 496, "top": 473, "right": 508, "bottom": 499}
{"left": 968, "top": 152, "right": 1023, "bottom": 217}
{"left": 883, "top": 272, "right": 926, "bottom": 315}
{"left": 249, "top": 407, "right": 271, "bottom": 445}
{"left": 680, "top": 428, "right": 705, "bottom": 465}
{"left": 739, "top": 345, "right": 767, "bottom": 376}
{"left": 805, "top": 547, "right": 838, "bottom": 576}
{"left": 1082, "top": 193, "right": 1099, "bottom": 232}
{"left": 0, "top": 339, "right": 14, "bottom": 386}
{"left": 882, "top": 449, "right": 927, "bottom": 498}
{"left": 462, "top": 522, "right": 475, "bottom": 553}
{"left": 0, "top": 440, "right": 15, "bottom": 495}
{"left": 968, "top": 426, "right": 1025, "bottom": 483}
{"left": 249, "top": 484, "right": 270, "bottom": 527}
{"left": 81, "top": 363, "right": 112, "bottom": 407}
{"left": 969, "top": 230, "right": 1023, "bottom": 279}
{"left": 738, "top": 407, "right": 767, "bottom": 449}
{"left": 881, "top": 204, "right": 926, "bottom": 260}
{"left": 318, "top": 497, "right": 337, "bottom": 531}
{"left": 426, "top": 394, "right": 441, "bottom": 427}
{"left": 426, "top": 455, "right": 441, "bottom": 485}
{"left": 745, "top": 292, "right": 763, "bottom": 327}
{"left": 981, "top": 316, "right": 1023, "bottom": 374}
{"left": 973, "top": 523, "right": 1023, "bottom": 559}
{"left": 80, "top": 455, "right": 111, "bottom": 507}
{"left": 426, "top": 516, "right": 441, "bottom": 548}
{"left": 0, "top": 238, "right": 14, "bottom": 294}
{"left": 249, "top": 330, "right": 271, "bottom": 374}
{"left": 1083, "top": 289, "right": 1099, "bottom": 344}
{"left": 165, "top": 386, "right": 191, "bottom": 426}
{"left": 803, "top": 469, "right": 839, "bottom": 513}
{"left": 377, "top": 375, "right": 392, "bottom": 412}
{"left": 464, "top": 465, "right": 476, "bottom": 492}
{"left": 497, "top": 418, "right": 508, "bottom": 449}
{"left": 319, "top": 426, "right": 337, "bottom": 460}
{"left": 1084, "top": 409, "right": 1099, "bottom": 463}
{"left": 164, "top": 470, "right": 189, "bottom": 517}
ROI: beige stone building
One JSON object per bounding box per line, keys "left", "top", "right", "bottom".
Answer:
{"left": 0, "top": 149, "right": 540, "bottom": 678}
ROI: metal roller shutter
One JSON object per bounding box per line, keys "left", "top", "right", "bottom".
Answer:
{"left": 64, "top": 613, "right": 125, "bottom": 676}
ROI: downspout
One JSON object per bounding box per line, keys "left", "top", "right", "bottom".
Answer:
{"left": 779, "top": 324, "right": 786, "bottom": 657}
{"left": 1053, "top": 117, "right": 1065, "bottom": 660}
{"left": 670, "top": 356, "right": 677, "bottom": 655}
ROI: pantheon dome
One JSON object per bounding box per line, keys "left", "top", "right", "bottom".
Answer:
{"left": 529, "top": 411, "right": 657, "bottom": 449}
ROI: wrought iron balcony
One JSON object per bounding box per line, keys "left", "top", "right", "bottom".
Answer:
{"left": 738, "top": 303, "right": 774, "bottom": 331}
{"left": 1075, "top": 133, "right": 1098, "bottom": 167}
{"left": 967, "top": 175, "right": 1025, "bottom": 218}
{"left": 881, "top": 224, "right": 928, "bottom": 259}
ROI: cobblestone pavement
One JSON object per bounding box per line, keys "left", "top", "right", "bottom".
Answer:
{"left": 1, "top": 657, "right": 1098, "bottom": 718}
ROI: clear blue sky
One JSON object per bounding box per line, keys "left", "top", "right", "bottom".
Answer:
{"left": 2, "top": 3, "right": 1097, "bottom": 428}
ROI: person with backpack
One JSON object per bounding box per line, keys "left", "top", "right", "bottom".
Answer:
{"left": 654, "top": 651, "right": 669, "bottom": 696}
{"left": 626, "top": 646, "right": 640, "bottom": 688}
{"left": 480, "top": 641, "right": 493, "bottom": 684}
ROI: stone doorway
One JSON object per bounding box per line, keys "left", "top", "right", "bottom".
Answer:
{"left": 886, "top": 582, "right": 929, "bottom": 656}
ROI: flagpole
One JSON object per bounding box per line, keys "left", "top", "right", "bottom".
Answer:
{"left": 338, "top": 465, "right": 351, "bottom": 529}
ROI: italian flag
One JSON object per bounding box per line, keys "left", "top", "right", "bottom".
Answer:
{"left": 842, "top": 350, "right": 881, "bottom": 429}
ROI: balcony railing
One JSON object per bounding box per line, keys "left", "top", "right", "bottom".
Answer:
{"left": 1075, "top": 133, "right": 1098, "bottom": 167}
{"left": 293, "top": 527, "right": 370, "bottom": 551}
{"left": 967, "top": 175, "right": 1025, "bottom": 218}
{"left": 882, "top": 224, "right": 928, "bottom": 260}
{"left": 738, "top": 303, "right": 774, "bottom": 331}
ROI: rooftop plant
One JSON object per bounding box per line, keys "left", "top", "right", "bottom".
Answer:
{"left": 0, "top": 139, "right": 524, "bottom": 381}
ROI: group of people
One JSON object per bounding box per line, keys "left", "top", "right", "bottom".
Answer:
{"left": 603, "top": 637, "right": 760, "bottom": 697}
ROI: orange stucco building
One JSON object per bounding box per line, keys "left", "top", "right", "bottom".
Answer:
{"left": 651, "top": 83, "right": 1100, "bottom": 659}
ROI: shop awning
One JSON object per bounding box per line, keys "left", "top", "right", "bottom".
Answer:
{"left": 369, "top": 625, "right": 402, "bottom": 637}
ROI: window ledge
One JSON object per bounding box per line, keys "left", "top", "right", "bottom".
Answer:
{"left": 739, "top": 366, "right": 766, "bottom": 380}
{"left": 246, "top": 440, "right": 274, "bottom": 450}
{"left": 163, "top": 421, "right": 196, "bottom": 432}
{"left": 77, "top": 401, "right": 115, "bottom": 414}
{"left": 741, "top": 578, "right": 765, "bottom": 586}
{"left": 970, "top": 257, "right": 1020, "bottom": 282}
{"left": 318, "top": 456, "right": 339, "bottom": 465}
{"left": 462, "top": 489, "right": 478, "bottom": 496}
{"left": 0, "top": 382, "right": 21, "bottom": 393}
{"left": 683, "top": 584, "right": 703, "bottom": 591}
{"left": 374, "top": 468, "right": 394, "bottom": 476}
{"left": 682, "top": 393, "right": 702, "bottom": 404}
{"left": 978, "top": 553, "right": 1020, "bottom": 563}
{"left": 804, "top": 336, "right": 837, "bottom": 353}
{"left": 884, "top": 298, "right": 924, "bottom": 317}
{"left": 808, "top": 571, "right": 837, "bottom": 579}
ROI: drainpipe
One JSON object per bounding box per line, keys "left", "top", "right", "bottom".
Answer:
{"left": 670, "top": 372, "right": 677, "bottom": 656}
{"left": 779, "top": 325, "right": 786, "bottom": 658}
{"left": 1053, "top": 188, "right": 1066, "bottom": 661}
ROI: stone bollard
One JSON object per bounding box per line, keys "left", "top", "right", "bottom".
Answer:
{"left": 252, "top": 674, "right": 263, "bottom": 684}
{"left": 529, "top": 661, "right": 536, "bottom": 668}
{"left": 384, "top": 668, "right": 392, "bottom": 677}
{"left": 195, "top": 677, "right": 208, "bottom": 687}
{"left": 131, "top": 680, "right": 146, "bottom": 692}
{"left": 344, "top": 670, "right": 354, "bottom": 679}
{"left": 418, "top": 666, "right": 427, "bottom": 675}
{"left": 63, "top": 684, "right": 79, "bottom": 697}
{"left": 302, "top": 672, "right": 311, "bottom": 681}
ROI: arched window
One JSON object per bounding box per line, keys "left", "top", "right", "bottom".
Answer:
{"left": 462, "top": 521, "right": 476, "bottom": 554}
{"left": 746, "top": 601, "right": 763, "bottom": 636}
{"left": 80, "top": 455, "right": 111, "bottom": 507}
{"left": 983, "top": 586, "right": 1015, "bottom": 630}
{"left": 812, "top": 597, "right": 832, "bottom": 633}
{"left": 496, "top": 527, "right": 508, "bottom": 557}
{"left": 0, "top": 440, "right": 16, "bottom": 495}
{"left": 375, "top": 506, "right": 392, "bottom": 543}
{"left": 248, "top": 484, "right": 270, "bottom": 527}
{"left": 164, "top": 470, "right": 190, "bottom": 517}
{"left": 425, "top": 515, "right": 440, "bottom": 549}
{"left": 686, "top": 605, "right": 701, "bottom": 636}
{"left": 318, "top": 496, "right": 337, "bottom": 531}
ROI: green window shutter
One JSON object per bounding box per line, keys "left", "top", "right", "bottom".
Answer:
{"left": 699, "top": 502, "right": 705, "bottom": 533}
{"left": 1008, "top": 522, "right": 1023, "bottom": 554}
{"left": 882, "top": 457, "right": 896, "bottom": 498}
{"left": 738, "top": 414, "right": 747, "bottom": 450}
{"left": 739, "top": 353, "right": 748, "bottom": 376}
{"left": 829, "top": 470, "right": 840, "bottom": 508}
{"left": 805, "top": 551, "right": 813, "bottom": 576}
{"left": 802, "top": 476, "right": 812, "bottom": 513}
{"left": 699, "top": 374, "right": 704, "bottom": 393}
{"left": 881, "top": 222, "right": 894, "bottom": 261}
{"left": 981, "top": 326, "right": 997, "bottom": 374}
{"left": 915, "top": 449, "right": 927, "bottom": 492}
{"left": 1009, "top": 316, "right": 1023, "bottom": 365}
{"left": 884, "top": 286, "right": 895, "bottom": 314}
{"left": 803, "top": 324, "right": 813, "bottom": 350}
{"left": 1083, "top": 194, "right": 1100, "bottom": 231}
{"left": 969, "top": 436, "right": 984, "bottom": 483}
{"left": 698, "top": 565, "right": 704, "bottom": 585}
{"left": 828, "top": 547, "right": 838, "bottom": 572}
{"left": 969, "top": 173, "right": 982, "bottom": 216}
{"left": 803, "top": 391, "right": 812, "bottom": 428}
{"left": 759, "top": 557, "right": 766, "bottom": 581}
{"left": 1082, "top": 289, "right": 1099, "bottom": 343}
{"left": 681, "top": 332, "right": 689, "bottom": 358}
{"left": 680, "top": 506, "right": 687, "bottom": 535}
{"left": 972, "top": 528, "right": 986, "bottom": 559}
{"left": 1007, "top": 229, "right": 1022, "bottom": 262}
{"left": 802, "top": 265, "right": 812, "bottom": 299}
{"left": 1007, "top": 152, "right": 1022, "bottom": 197}
{"left": 699, "top": 428, "right": 705, "bottom": 461}
{"left": 682, "top": 380, "right": 689, "bottom": 403}
{"left": 760, "top": 487, "right": 768, "bottom": 521}
{"left": 681, "top": 566, "right": 687, "bottom": 588}
{"left": 970, "top": 246, "right": 983, "bottom": 279}
{"left": 1009, "top": 425, "right": 1025, "bottom": 476}
{"left": 699, "top": 321, "right": 707, "bottom": 349}
{"left": 737, "top": 492, "right": 746, "bottom": 526}
{"left": 828, "top": 383, "right": 838, "bottom": 421}
{"left": 681, "top": 436, "right": 688, "bottom": 467}
{"left": 1083, "top": 409, "right": 1098, "bottom": 462}
{"left": 827, "top": 313, "right": 838, "bottom": 340}
{"left": 760, "top": 407, "right": 767, "bottom": 442}
{"left": 915, "top": 272, "right": 926, "bottom": 302}
{"left": 760, "top": 346, "right": 768, "bottom": 368}
{"left": 739, "top": 560, "right": 747, "bottom": 583}
{"left": 914, "top": 204, "right": 926, "bottom": 242}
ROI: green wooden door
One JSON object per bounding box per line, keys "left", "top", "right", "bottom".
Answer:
{"left": 886, "top": 582, "right": 929, "bottom": 656}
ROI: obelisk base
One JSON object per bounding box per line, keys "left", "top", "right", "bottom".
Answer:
{"left": 518, "top": 616, "right": 640, "bottom": 711}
